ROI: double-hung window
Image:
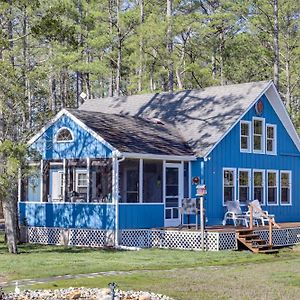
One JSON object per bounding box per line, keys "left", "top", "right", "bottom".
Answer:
{"left": 240, "top": 121, "right": 251, "bottom": 152}
{"left": 253, "top": 170, "right": 265, "bottom": 204}
{"left": 238, "top": 169, "right": 250, "bottom": 204}
{"left": 280, "top": 171, "right": 291, "bottom": 205}
{"left": 267, "top": 170, "right": 278, "bottom": 205}
{"left": 266, "top": 124, "right": 277, "bottom": 155}
{"left": 253, "top": 118, "right": 265, "bottom": 153}
{"left": 223, "top": 169, "right": 236, "bottom": 204}
{"left": 76, "top": 171, "right": 88, "bottom": 195}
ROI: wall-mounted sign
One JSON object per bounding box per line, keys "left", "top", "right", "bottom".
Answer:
{"left": 196, "top": 184, "right": 207, "bottom": 196}
{"left": 255, "top": 100, "right": 264, "bottom": 116}
{"left": 192, "top": 176, "right": 200, "bottom": 185}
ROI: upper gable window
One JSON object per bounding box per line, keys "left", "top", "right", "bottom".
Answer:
{"left": 240, "top": 121, "right": 251, "bottom": 152}
{"left": 253, "top": 118, "right": 265, "bottom": 153}
{"left": 55, "top": 128, "right": 74, "bottom": 143}
{"left": 266, "top": 124, "right": 277, "bottom": 155}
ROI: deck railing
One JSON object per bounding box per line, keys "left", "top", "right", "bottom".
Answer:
{"left": 248, "top": 203, "right": 281, "bottom": 246}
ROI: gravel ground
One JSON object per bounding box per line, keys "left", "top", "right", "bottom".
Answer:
{"left": 1, "top": 287, "right": 175, "bottom": 300}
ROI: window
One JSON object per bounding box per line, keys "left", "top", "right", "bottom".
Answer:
{"left": 55, "top": 128, "right": 74, "bottom": 142}
{"left": 253, "top": 118, "right": 265, "bottom": 153}
{"left": 267, "top": 171, "right": 278, "bottom": 205}
{"left": 240, "top": 121, "right": 251, "bottom": 152}
{"left": 76, "top": 171, "right": 88, "bottom": 195}
{"left": 266, "top": 124, "right": 277, "bottom": 155}
{"left": 253, "top": 170, "right": 265, "bottom": 204}
{"left": 223, "top": 169, "right": 236, "bottom": 204}
{"left": 280, "top": 171, "right": 291, "bottom": 205}
{"left": 238, "top": 169, "right": 250, "bottom": 204}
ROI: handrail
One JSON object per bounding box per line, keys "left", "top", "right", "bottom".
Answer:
{"left": 248, "top": 203, "right": 281, "bottom": 246}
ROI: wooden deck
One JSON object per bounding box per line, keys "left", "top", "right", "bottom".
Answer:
{"left": 159, "top": 222, "right": 300, "bottom": 233}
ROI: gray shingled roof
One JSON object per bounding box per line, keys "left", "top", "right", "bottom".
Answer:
{"left": 79, "top": 81, "right": 271, "bottom": 156}
{"left": 68, "top": 109, "right": 193, "bottom": 156}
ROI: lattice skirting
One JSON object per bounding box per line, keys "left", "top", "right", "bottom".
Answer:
{"left": 25, "top": 227, "right": 114, "bottom": 247}
{"left": 22, "top": 226, "right": 300, "bottom": 251}
{"left": 254, "top": 227, "right": 300, "bottom": 247}
{"left": 120, "top": 229, "right": 237, "bottom": 251}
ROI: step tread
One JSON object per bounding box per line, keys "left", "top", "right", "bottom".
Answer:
{"left": 238, "top": 234, "right": 260, "bottom": 239}
{"left": 258, "top": 249, "right": 279, "bottom": 254}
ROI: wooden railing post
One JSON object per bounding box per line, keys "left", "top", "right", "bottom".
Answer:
{"left": 249, "top": 205, "right": 253, "bottom": 230}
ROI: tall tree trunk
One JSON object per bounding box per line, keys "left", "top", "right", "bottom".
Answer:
{"left": 285, "top": 53, "right": 291, "bottom": 112}
{"left": 273, "top": 0, "right": 280, "bottom": 90}
{"left": 3, "top": 195, "right": 18, "bottom": 254}
{"left": 116, "top": 0, "right": 122, "bottom": 96}
{"left": 167, "top": 0, "right": 173, "bottom": 92}
{"left": 138, "top": 0, "right": 144, "bottom": 92}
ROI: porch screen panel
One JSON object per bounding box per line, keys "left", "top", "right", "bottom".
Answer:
{"left": 223, "top": 169, "right": 235, "bottom": 203}
{"left": 119, "top": 159, "right": 139, "bottom": 203}
{"left": 143, "top": 160, "right": 163, "bottom": 203}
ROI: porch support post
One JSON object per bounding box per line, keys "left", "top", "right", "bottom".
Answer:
{"left": 62, "top": 159, "right": 67, "bottom": 202}
{"left": 18, "top": 168, "right": 22, "bottom": 202}
{"left": 188, "top": 161, "right": 191, "bottom": 198}
{"left": 112, "top": 155, "right": 119, "bottom": 247}
{"left": 139, "top": 159, "right": 143, "bottom": 203}
{"left": 40, "top": 159, "right": 44, "bottom": 202}
{"left": 87, "top": 157, "right": 91, "bottom": 202}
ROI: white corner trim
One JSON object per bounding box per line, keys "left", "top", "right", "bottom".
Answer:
{"left": 265, "top": 83, "right": 300, "bottom": 152}
{"left": 27, "top": 109, "right": 117, "bottom": 153}
{"left": 204, "top": 81, "right": 273, "bottom": 159}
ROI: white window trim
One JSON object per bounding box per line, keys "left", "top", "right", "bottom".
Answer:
{"left": 267, "top": 170, "right": 279, "bottom": 206}
{"left": 252, "top": 169, "right": 265, "bottom": 206}
{"left": 240, "top": 121, "right": 252, "bottom": 153}
{"left": 280, "top": 170, "right": 292, "bottom": 206}
{"left": 252, "top": 117, "right": 265, "bottom": 154}
{"left": 54, "top": 127, "right": 74, "bottom": 143}
{"left": 223, "top": 168, "right": 236, "bottom": 206}
{"left": 238, "top": 168, "right": 251, "bottom": 205}
{"left": 266, "top": 124, "right": 277, "bottom": 155}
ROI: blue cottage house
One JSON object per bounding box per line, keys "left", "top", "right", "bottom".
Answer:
{"left": 19, "top": 80, "right": 300, "bottom": 249}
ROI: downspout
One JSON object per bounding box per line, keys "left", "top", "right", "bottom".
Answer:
{"left": 113, "top": 152, "right": 125, "bottom": 248}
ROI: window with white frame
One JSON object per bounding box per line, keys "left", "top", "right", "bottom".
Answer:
{"left": 240, "top": 121, "right": 251, "bottom": 152}
{"left": 76, "top": 171, "right": 88, "bottom": 195}
{"left": 266, "top": 124, "right": 276, "bottom": 155}
{"left": 253, "top": 118, "right": 265, "bottom": 153}
{"left": 267, "top": 171, "right": 278, "bottom": 205}
{"left": 238, "top": 169, "right": 250, "bottom": 204}
{"left": 55, "top": 128, "right": 74, "bottom": 143}
{"left": 253, "top": 170, "right": 264, "bottom": 204}
{"left": 223, "top": 169, "right": 235, "bottom": 203}
{"left": 280, "top": 171, "right": 291, "bottom": 205}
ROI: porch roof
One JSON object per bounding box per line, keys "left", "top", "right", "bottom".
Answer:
{"left": 67, "top": 109, "right": 194, "bottom": 156}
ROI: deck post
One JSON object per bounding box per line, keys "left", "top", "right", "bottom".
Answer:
{"left": 269, "top": 222, "right": 272, "bottom": 246}
{"left": 200, "top": 196, "right": 204, "bottom": 251}
{"left": 62, "top": 159, "right": 67, "bottom": 202}
{"left": 139, "top": 159, "right": 143, "bottom": 203}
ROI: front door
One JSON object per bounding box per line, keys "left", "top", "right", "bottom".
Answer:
{"left": 164, "top": 163, "right": 183, "bottom": 227}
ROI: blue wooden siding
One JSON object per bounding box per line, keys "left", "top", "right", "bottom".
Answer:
{"left": 119, "top": 204, "right": 164, "bottom": 229}
{"left": 19, "top": 202, "right": 116, "bottom": 229}
{"left": 19, "top": 202, "right": 164, "bottom": 230}
{"left": 198, "top": 94, "right": 300, "bottom": 225}
{"left": 30, "top": 114, "right": 112, "bottom": 160}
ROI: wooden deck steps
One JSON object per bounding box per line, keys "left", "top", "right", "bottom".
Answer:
{"left": 236, "top": 229, "right": 279, "bottom": 254}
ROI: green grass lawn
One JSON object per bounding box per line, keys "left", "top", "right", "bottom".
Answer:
{"left": 2, "top": 233, "right": 300, "bottom": 299}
